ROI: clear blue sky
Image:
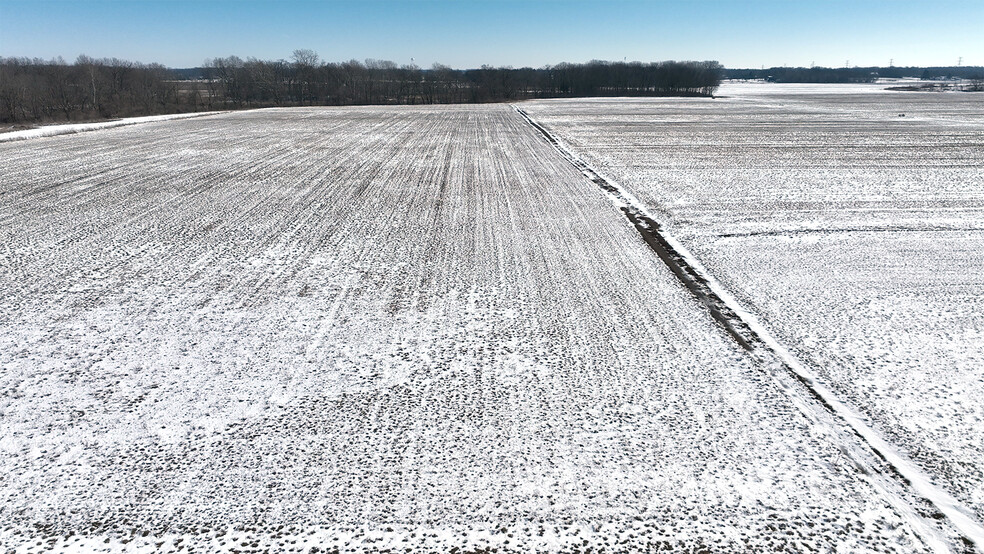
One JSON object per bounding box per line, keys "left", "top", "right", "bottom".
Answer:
{"left": 1, "top": 0, "right": 981, "bottom": 69}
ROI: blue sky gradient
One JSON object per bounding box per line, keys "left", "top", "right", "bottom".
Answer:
{"left": 1, "top": 0, "right": 981, "bottom": 69}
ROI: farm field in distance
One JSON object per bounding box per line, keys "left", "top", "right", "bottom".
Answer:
{"left": 522, "top": 81, "right": 984, "bottom": 528}
{"left": 0, "top": 85, "right": 981, "bottom": 553}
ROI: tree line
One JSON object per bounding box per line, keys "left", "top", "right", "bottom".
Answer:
{"left": 0, "top": 52, "right": 722, "bottom": 124}
{"left": 200, "top": 51, "right": 722, "bottom": 107}
{"left": 0, "top": 56, "right": 185, "bottom": 124}
{"left": 724, "top": 65, "right": 984, "bottom": 83}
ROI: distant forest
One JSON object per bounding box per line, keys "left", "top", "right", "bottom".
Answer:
{"left": 725, "top": 65, "right": 984, "bottom": 83}
{"left": 0, "top": 53, "right": 721, "bottom": 124}
{"left": 4, "top": 54, "right": 982, "bottom": 126}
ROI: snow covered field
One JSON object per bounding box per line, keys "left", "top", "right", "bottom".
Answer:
{"left": 522, "top": 83, "right": 984, "bottom": 538}
{"left": 0, "top": 112, "right": 225, "bottom": 143}
{"left": 0, "top": 98, "right": 978, "bottom": 552}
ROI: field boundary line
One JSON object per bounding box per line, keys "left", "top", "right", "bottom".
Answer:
{"left": 513, "top": 104, "right": 984, "bottom": 553}
{"left": 0, "top": 111, "right": 229, "bottom": 143}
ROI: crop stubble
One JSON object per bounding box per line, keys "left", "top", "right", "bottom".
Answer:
{"left": 0, "top": 103, "right": 963, "bottom": 552}
{"left": 521, "top": 83, "right": 984, "bottom": 541}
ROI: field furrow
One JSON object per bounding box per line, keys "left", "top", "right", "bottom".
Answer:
{"left": 0, "top": 103, "right": 966, "bottom": 552}
{"left": 521, "top": 84, "right": 984, "bottom": 538}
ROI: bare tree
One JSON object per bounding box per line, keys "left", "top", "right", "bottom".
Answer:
{"left": 0, "top": 54, "right": 729, "bottom": 125}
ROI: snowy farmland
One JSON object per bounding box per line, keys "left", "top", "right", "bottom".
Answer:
{"left": 0, "top": 89, "right": 981, "bottom": 552}
{"left": 523, "top": 82, "right": 984, "bottom": 548}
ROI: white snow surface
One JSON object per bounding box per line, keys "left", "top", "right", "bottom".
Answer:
{"left": 0, "top": 104, "right": 961, "bottom": 552}
{"left": 515, "top": 103, "right": 984, "bottom": 550}
{"left": 0, "top": 111, "right": 225, "bottom": 143}
{"left": 521, "top": 83, "right": 984, "bottom": 534}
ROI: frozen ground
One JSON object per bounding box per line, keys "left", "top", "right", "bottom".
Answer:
{"left": 0, "top": 104, "right": 968, "bottom": 552}
{"left": 521, "top": 83, "right": 984, "bottom": 531}
{"left": 0, "top": 112, "right": 225, "bottom": 143}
